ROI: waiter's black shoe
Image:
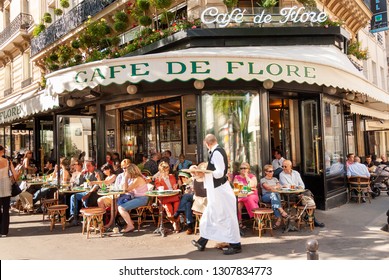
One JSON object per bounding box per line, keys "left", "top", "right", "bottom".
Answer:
{"left": 191, "top": 240, "right": 205, "bottom": 251}
{"left": 314, "top": 218, "right": 325, "bottom": 228}
{"left": 223, "top": 246, "right": 242, "bottom": 255}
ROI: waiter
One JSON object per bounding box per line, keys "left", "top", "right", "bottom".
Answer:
{"left": 191, "top": 134, "right": 241, "bottom": 255}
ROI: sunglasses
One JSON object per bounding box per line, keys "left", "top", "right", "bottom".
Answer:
{"left": 266, "top": 170, "right": 274, "bottom": 173}
{"left": 282, "top": 166, "right": 288, "bottom": 168}
{"left": 240, "top": 167, "right": 248, "bottom": 170}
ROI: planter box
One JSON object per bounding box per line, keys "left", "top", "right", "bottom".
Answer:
{"left": 348, "top": 54, "right": 364, "bottom": 71}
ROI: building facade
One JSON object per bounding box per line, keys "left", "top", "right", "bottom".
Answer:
{"left": 1, "top": 0, "right": 389, "bottom": 209}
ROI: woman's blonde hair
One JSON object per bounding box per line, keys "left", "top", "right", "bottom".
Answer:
{"left": 158, "top": 161, "right": 170, "bottom": 172}
{"left": 240, "top": 162, "right": 250, "bottom": 169}
{"left": 263, "top": 164, "right": 273, "bottom": 174}
{"left": 125, "top": 163, "right": 142, "bottom": 178}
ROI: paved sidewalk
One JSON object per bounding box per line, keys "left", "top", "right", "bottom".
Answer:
{"left": 0, "top": 195, "right": 388, "bottom": 260}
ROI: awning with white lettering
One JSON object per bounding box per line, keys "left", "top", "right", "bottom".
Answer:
{"left": 45, "top": 45, "right": 389, "bottom": 105}
{"left": 0, "top": 90, "right": 59, "bottom": 124}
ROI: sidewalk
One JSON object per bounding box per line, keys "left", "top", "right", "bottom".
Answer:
{"left": 1, "top": 195, "right": 388, "bottom": 260}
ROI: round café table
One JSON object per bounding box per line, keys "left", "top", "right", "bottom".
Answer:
{"left": 146, "top": 190, "right": 181, "bottom": 237}
{"left": 97, "top": 189, "right": 125, "bottom": 228}
{"left": 274, "top": 188, "right": 305, "bottom": 233}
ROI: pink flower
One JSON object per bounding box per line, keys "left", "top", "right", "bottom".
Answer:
{"left": 192, "top": 25, "right": 197, "bottom": 29}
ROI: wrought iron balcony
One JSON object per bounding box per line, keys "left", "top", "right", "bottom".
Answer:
{"left": 0, "top": 13, "right": 33, "bottom": 47}
{"left": 31, "top": 0, "right": 117, "bottom": 56}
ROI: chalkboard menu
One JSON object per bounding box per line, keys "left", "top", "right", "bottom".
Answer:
{"left": 187, "top": 120, "right": 197, "bottom": 145}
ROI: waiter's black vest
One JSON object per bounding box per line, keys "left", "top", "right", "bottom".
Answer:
{"left": 207, "top": 146, "right": 228, "bottom": 188}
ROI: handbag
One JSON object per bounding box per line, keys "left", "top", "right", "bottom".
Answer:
{"left": 8, "top": 160, "right": 21, "bottom": 197}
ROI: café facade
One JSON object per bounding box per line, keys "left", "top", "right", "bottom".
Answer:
{"left": 2, "top": 3, "right": 389, "bottom": 210}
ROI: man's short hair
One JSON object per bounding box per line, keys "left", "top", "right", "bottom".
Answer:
{"left": 275, "top": 149, "right": 283, "bottom": 157}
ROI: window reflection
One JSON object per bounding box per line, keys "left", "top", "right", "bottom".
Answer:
{"left": 201, "top": 90, "right": 261, "bottom": 178}
{"left": 323, "top": 99, "right": 345, "bottom": 181}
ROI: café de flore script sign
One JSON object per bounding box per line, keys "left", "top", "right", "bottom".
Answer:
{"left": 200, "top": 6, "right": 328, "bottom": 27}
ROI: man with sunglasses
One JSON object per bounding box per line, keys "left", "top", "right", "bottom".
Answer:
{"left": 279, "top": 160, "right": 305, "bottom": 189}
{"left": 279, "top": 160, "right": 325, "bottom": 227}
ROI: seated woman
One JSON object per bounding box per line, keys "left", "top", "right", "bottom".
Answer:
{"left": 95, "top": 164, "right": 117, "bottom": 215}
{"left": 191, "top": 163, "right": 208, "bottom": 214}
{"left": 173, "top": 154, "right": 192, "bottom": 174}
{"left": 154, "top": 161, "right": 181, "bottom": 232}
{"left": 117, "top": 164, "right": 149, "bottom": 233}
{"left": 233, "top": 162, "right": 258, "bottom": 228}
{"left": 260, "top": 164, "right": 289, "bottom": 229}
{"left": 97, "top": 160, "right": 130, "bottom": 216}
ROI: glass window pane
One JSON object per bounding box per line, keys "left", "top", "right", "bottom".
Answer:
{"left": 301, "top": 100, "right": 319, "bottom": 174}
{"left": 201, "top": 90, "right": 261, "bottom": 177}
{"left": 58, "top": 116, "right": 94, "bottom": 161}
{"left": 40, "top": 120, "right": 54, "bottom": 165}
{"left": 323, "top": 99, "right": 345, "bottom": 183}
{"left": 123, "top": 107, "right": 143, "bottom": 121}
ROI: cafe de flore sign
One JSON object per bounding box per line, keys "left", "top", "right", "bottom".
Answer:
{"left": 201, "top": 6, "right": 328, "bottom": 27}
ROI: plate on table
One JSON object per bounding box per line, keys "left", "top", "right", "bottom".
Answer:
{"left": 181, "top": 168, "right": 212, "bottom": 173}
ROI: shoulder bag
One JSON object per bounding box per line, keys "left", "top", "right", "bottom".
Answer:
{"left": 9, "top": 160, "right": 22, "bottom": 197}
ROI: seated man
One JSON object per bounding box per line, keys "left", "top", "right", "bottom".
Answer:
{"left": 173, "top": 171, "right": 195, "bottom": 234}
{"left": 279, "top": 160, "right": 325, "bottom": 227}
{"left": 67, "top": 160, "right": 103, "bottom": 226}
{"left": 347, "top": 156, "right": 372, "bottom": 202}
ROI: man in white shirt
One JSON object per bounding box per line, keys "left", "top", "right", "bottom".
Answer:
{"left": 279, "top": 160, "right": 305, "bottom": 188}
{"left": 279, "top": 160, "right": 325, "bottom": 227}
{"left": 347, "top": 156, "right": 370, "bottom": 178}
{"left": 347, "top": 156, "right": 372, "bottom": 202}
{"left": 272, "top": 150, "right": 285, "bottom": 178}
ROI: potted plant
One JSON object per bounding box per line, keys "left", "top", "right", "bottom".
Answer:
{"left": 43, "top": 12, "right": 52, "bottom": 24}
{"left": 33, "top": 23, "right": 46, "bottom": 37}
{"left": 60, "top": 0, "right": 70, "bottom": 9}
{"left": 54, "top": 8, "right": 63, "bottom": 16}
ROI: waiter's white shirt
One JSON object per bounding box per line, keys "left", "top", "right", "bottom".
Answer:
{"left": 200, "top": 144, "right": 240, "bottom": 243}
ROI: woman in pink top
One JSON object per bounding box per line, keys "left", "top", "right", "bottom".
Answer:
{"left": 233, "top": 162, "right": 258, "bottom": 227}
{"left": 117, "top": 164, "right": 148, "bottom": 233}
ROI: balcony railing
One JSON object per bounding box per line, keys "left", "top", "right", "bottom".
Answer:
{"left": 0, "top": 13, "right": 34, "bottom": 47}
{"left": 31, "top": 0, "right": 117, "bottom": 56}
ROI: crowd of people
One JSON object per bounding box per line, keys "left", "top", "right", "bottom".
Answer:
{"left": 1, "top": 138, "right": 335, "bottom": 255}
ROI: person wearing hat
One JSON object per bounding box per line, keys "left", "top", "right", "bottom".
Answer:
{"left": 173, "top": 171, "right": 195, "bottom": 234}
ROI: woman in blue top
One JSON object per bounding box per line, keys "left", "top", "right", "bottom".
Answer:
{"left": 173, "top": 154, "right": 192, "bottom": 173}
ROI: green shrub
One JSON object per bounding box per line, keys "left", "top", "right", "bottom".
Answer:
{"left": 48, "top": 64, "right": 60, "bottom": 71}
{"left": 74, "top": 54, "right": 83, "bottom": 63}
{"left": 71, "top": 40, "right": 80, "bottom": 49}
{"left": 43, "top": 13, "right": 52, "bottom": 23}
{"left": 60, "top": 0, "right": 70, "bottom": 9}
{"left": 114, "top": 21, "right": 128, "bottom": 32}
{"left": 139, "top": 15, "right": 152, "bottom": 26}
{"left": 137, "top": 0, "right": 150, "bottom": 11}
{"left": 54, "top": 8, "right": 63, "bottom": 16}
{"left": 110, "top": 36, "right": 121, "bottom": 46}
{"left": 33, "top": 23, "right": 45, "bottom": 37}
{"left": 114, "top": 11, "right": 129, "bottom": 23}
{"left": 49, "top": 53, "right": 59, "bottom": 62}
